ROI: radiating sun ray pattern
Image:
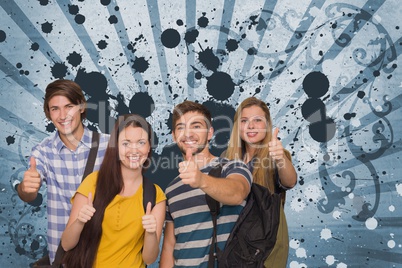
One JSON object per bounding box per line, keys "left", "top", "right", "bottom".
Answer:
{"left": 0, "top": 0, "right": 401, "bottom": 267}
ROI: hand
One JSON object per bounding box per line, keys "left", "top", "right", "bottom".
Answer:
{"left": 178, "top": 149, "right": 204, "bottom": 188}
{"left": 20, "top": 157, "right": 41, "bottom": 194}
{"left": 269, "top": 128, "right": 285, "bottom": 163}
{"left": 77, "top": 192, "right": 96, "bottom": 223}
{"left": 142, "top": 202, "right": 157, "bottom": 233}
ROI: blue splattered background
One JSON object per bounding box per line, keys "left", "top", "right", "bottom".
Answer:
{"left": 1, "top": 0, "right": 401, "bottom": 267}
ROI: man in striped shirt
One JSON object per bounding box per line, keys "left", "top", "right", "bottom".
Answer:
{"left": 160, "top": 101, "right": 252, "bottom": 268}
{"left": 16, "top": 80, "right": 109, "bottom": 265}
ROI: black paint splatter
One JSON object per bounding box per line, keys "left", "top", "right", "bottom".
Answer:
{"left": 0, "top": 30, "right": 6, "bottom": 42}
{"left": 66, "top": 51, "right": 82, "bottom": 67}
{"left": 75, "top": 14, "right": 86, "bottom": 24}
{"left": 302, "top": 71, "right": 335, "bottom": 142}
{"left": 198, "top": 13, "right": 209, "bottom": 28}
{"left": 101, "top": 0, "right": 111, "bottom": 6}
{"left": 6, "top": 135, "right": 15, "bottom": 145}
{"left": 41, "top": 22, "right": 53, "bottom": 34}
{"left": 206, "top": 72, "right": 235, "bottom": 101}
{"left": 31, "top": 42, "right": 39, "bottom": 51}
{"left": 198, "top": 47, "right": 219, "bottom": 72}
{"left": 51, "top": 62, "right": 68, "bottom": 79}
{"left": 38, "top": 0, "right": 49, "bottom": 6}
{"left": 68, "top": 4, "right": 79, "bottom": 15}
{"left": 226, "top": 39, "right": 238, "bottom": 52}
{"left": 97, "top": 40, "right": 108, "bottom": 50}
{"left": 161, "top": 28, "right": 181, "bottom": 49}
{"left": 129, "top": 92, "right": 155, "bottom": 118}
{"left": 302, "top": 71, "right": 329, "bottom": 98}
{"left": 184, "top": 29, "right": 199, "bottom": 45}
{"left": 108, "top": 15, "right": 118, "bottom": 24}
{"left": 132, "top": 56, "right": 150, "bottom": 73}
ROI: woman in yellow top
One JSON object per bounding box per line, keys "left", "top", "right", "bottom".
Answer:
{"left": 225, "top": 97, "right": 297, "bottom": 268}
{"left": 61, "top": 114, "right": 166, "bottom": 268}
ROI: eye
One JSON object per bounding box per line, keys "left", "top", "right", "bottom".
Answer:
{"left": 138, "top": 140, "right": 146, "bottom": 146}
{"left": 122, "top": 141, "right": 130, "bottom": 147}
{"left": 240, "top": 119, "right": 247, "bottom": 123}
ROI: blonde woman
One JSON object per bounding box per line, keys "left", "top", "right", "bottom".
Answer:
{"left": 225, "top": 97, "right": 297, "bottom": 268}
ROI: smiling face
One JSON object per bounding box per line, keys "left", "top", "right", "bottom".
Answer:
{"left": 118, "top": 126, "right": 150, "bottom": 172}
{"left": 48, "top": 95, "right": 84, "bottom": 141}
{"left": 173, "top": 111, "right": 213, "bottom": 156}
{"left": 239, "top": 105, "right": 268, "bottom": 145}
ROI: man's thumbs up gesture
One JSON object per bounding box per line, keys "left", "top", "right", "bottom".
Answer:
{"left": 77, "top": 192, "right": 96, "bottom": 223}
{"left": 269, "top": 127, "right": 285, "bottom": 163}
{"left": 20, "top": 157, "right": 41, "bottom": 195}
{"left": 178, "top": 149, "right": 204, "bottom": 188}
{"left": 142, "top": 202, "right": 157, "bottom": 233}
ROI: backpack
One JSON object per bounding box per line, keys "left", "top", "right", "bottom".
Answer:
{"left": 206, "top": 162, "right": 281, "bottom": 268}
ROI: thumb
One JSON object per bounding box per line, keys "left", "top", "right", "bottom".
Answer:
{"left": 145, "top": 202, "right": 152, "bottom": 215}
{"left": 87, "top": 192, "right": 93, "bottom": 206}
{"left": 272, "top": 127, "right": 279, "bottom": 141}
{"left": 186, "top": 148, "right": 193, "bottom": 161}
{"left": 29, "top": 157, "right": 37, "bottom": 171}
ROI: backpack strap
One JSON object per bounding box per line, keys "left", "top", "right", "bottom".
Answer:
{"left": 142, "top": 176, "right": 156, "bottom": 211}
{"left": 205, "top": 161, "right": 225, "bottom": 268}
{"left": 52, "top": 131, "right": 100, "bottom": 268}
{"left": 82, "top": 131, "right": 100, "bottom": 181}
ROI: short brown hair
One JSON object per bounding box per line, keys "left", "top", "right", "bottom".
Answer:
{"left": 172, "top": 100, "right": 212, "bottom": 130}
{"left": 43, "top": 79, "right": 87, "bottom": 121}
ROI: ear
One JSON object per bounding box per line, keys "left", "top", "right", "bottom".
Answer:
{"left": 79, "top": 102, "right": 86, "bottom": 113}
{"left": 207, "top": 127, "right": 214, "bottom": 141}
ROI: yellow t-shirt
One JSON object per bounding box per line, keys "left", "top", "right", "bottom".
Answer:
{"left": 73, "top": 171, "right": 166, "bottom": 268}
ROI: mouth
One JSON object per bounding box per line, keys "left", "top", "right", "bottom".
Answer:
{"left": 127, "top": 155, "right": 141, "bottom": 162}
{"left": 59, "top": 120, "right": 72, "bottom": 127}
{"left": 246, "top": 132, "right": 258, "bottom": 137}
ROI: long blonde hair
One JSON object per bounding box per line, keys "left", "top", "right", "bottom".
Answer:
{"left": 226, "top": 97, "right": 275, "bottom": 192}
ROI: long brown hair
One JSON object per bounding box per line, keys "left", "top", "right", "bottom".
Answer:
{"left": 63, "top": 114, "right": 154, "bottom": 268}
{"left": 226, "top": 97, "right": 275, "bottom": 192}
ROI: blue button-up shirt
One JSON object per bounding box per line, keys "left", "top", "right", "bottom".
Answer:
{"left": 30, "top": 127, "right": 109, "bottom": 262}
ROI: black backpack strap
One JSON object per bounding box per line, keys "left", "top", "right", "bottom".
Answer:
{"left": 82, "top": 131, "right": 100, "bottom": 181}
{"left": 52, "top": 131, "right": 100, "bottom": 268}
{"left": 206, "top": 162, "right": 224, "bottom": 268}
{"left": 142, "top": 177, "right": 156, "bottom": 211}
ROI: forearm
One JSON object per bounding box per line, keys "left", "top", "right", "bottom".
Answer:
{"left": 160, "top": 223, "right": 175, "bottom": 268}
{"left": 61, "top": 219, "right": 85, "bottom": 251}
{"left": 142, "top": 232, "right": 159, "bottom": 265}
{"left": 16, "top": 183, "right": 38, "bottom": 202}
{"left": 276, "top": 157, "right": 297, "bottom": 188}
{"left": 201, "top": 174, "right": 249, "bottom": 205}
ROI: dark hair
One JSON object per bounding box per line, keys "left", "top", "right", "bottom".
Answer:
{"left": 43, "top": 79, "right": 87, "bottom": 121}
{"left": 63, "top": 114, "right": 154, "bottom": 268}
{"left": 172, "top": 100, "right": 212, "bottom": 130}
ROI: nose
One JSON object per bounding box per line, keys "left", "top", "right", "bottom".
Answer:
{"left": 60, "top": 108, "right": 68, "bottom": 119}
{"left": 247, "top": 120, "right": 254, "bottom": 129}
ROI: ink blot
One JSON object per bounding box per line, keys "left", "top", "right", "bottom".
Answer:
{"left": 129, "top": 92, "right": 155, "bottom": 118}
{"left": 161, "top": 28, "right": 181, "bottom": 48}
{"left": 75, "top": 14, "right": 86, "bottom": 24}
{"left": 67, "top": 51, "right": 82, "bottom": 67}
{"left": 51, "top": 62, "right": 68, "bottom": 79}
{"left": 132, "top": 57, "right": 150, "bottom": 73}
{"left": 184, "top": 29, "right": 199, "bottom": 45}
{"left": 206, "top": 72, "right": 235, "bottom": 101}
{"left": 41, "top": 22, "right": 53, "bottom": 34}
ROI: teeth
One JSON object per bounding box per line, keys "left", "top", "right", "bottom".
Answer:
{"left": 61, "top": 122, "right": 71, "bottom": 125}
{"left": 184, "top": 141, "right": 196, "bottom": 144}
